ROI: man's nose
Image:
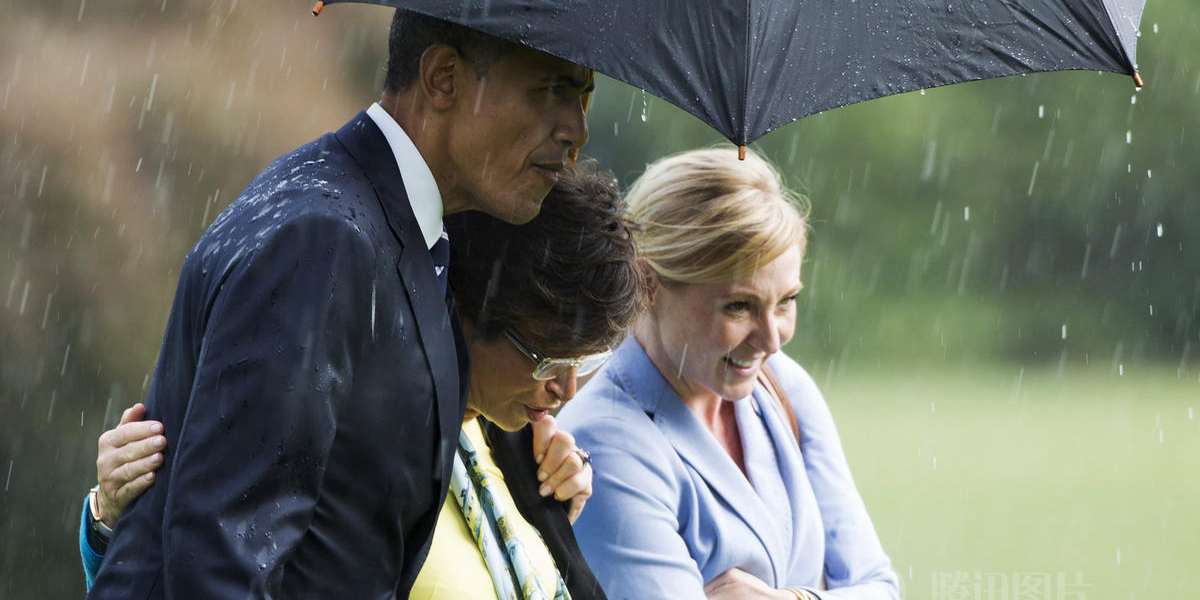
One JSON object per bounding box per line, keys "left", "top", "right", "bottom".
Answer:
{"left": 544, "top": 368, "right": 579, "bottom": 403}
{"left": 555, "top": 100, "right": 589, "bottom": 152}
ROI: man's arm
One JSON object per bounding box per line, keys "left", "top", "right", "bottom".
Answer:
{"left": 159, "top": 213, "right": 376, "bottom": 597}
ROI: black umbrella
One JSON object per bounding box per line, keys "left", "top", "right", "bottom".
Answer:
{"left": 313, "top": 0, "right": 1147, "bottom": 153}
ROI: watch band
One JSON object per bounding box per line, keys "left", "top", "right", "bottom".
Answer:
{"left": 88, "top": 485, "right": 114, "bottom": 540}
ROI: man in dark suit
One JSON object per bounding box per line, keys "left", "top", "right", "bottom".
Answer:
{"left": 87, "top": 9, "right": 592, "bottom": 599}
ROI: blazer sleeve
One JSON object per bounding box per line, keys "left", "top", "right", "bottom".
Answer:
{"left": 80, "top": 494, "right": 105, "bottom": 590}
{"left": 772, "top": 357, "right": 901, "bottom": 600}
{"left": 570, "top": 416, "right": 708, "bottom": 600}
{"left": 159, "top": 213, "right": 375, "bottom": 598}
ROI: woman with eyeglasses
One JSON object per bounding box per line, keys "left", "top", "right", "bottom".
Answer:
{"left": 77, "top": 160, "right": 645, "bottom": 600}
{"left": 558, "top": 148, "right": 900, "bottom": 600}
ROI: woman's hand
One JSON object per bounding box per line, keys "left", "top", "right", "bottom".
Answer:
{"left": 531, "top": 415, "right": 592, "bottom": 523}
{"left": 704, "top": 568, "right": 808, "bottom": 600}
{"left": 94, "top": 403, "right": 166, "bottom": 528}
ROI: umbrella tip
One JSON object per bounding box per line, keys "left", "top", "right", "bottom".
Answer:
{"left": 311, "top": 0, "right": 325, "bottom": 16}
{"left": 1133, "top": 71, "right": 1145, "bottom": 89}
{"left": 738, "top": 145, "right": 747, "bottom": 161}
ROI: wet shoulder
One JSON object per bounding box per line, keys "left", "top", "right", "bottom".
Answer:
{"left": 765, "top": 353, "right": 828, "bottom": 416}
{"left": 185, "top": 135, "right": 382, "bottom": 273}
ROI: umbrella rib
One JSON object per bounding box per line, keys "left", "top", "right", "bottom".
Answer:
{"left": 740, "top": 0, "right": 752, "bottom": 149}
{"left": 1096, "top": 0, "right": 1144, "bottom": 87}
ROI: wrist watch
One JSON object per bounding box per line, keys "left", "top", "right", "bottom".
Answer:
{"left": 88, "top": 485, "right": 114, "bottom": 540}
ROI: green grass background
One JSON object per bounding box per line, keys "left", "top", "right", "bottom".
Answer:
{"left": 821, "top": 362, "right": 1200, "bottom": 599}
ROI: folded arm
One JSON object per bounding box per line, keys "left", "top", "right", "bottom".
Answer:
{"left": 777, "top": 358, "right": 901, "bottom": 600}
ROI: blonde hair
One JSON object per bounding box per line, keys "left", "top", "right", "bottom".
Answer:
{"left": 625, "top": 147, "right": 809, "bottom": 285}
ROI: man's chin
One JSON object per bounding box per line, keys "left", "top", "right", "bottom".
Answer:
{"left": 484, "top": 195, "right": 543, "bottom": 225}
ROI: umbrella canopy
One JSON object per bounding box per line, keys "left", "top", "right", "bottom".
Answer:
{"left": 314, "top": 0, "right": 1147, "bottom": 147}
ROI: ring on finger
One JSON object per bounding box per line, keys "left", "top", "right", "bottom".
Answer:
{"left": 573, "top": 447, "right": 591, "bottom": 466}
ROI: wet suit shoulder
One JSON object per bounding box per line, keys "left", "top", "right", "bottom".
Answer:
{"left": 86, "top": 112, "right": 467, "bottom": 599}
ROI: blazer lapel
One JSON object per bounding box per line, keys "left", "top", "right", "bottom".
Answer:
{"left": 483, "top": 420, "right": 608, "bottom": 600}
{"left": 335, "top": 112, "right": 464, "bottom": 487}
{"left": 611, "top": 339, "right": 780, "bottom": 580}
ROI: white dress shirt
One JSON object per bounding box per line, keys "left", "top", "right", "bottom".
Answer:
{"left": 366, "top": 102, "right": 444, "bottom": 250}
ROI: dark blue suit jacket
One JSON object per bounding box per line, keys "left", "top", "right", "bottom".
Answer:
{"left": 88, "top": 113, "right": 469, "bottom": 599}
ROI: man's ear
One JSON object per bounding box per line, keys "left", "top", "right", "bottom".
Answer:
{"left": 417, "top": 44, "right": 461, "bottom": 111}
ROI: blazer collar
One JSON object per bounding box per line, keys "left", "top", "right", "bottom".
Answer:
{"left": 364, "top": 103, "right": 444, "bottom": 250}
{"left": 608, "top": 338, "right": 785, "bottom": 581}
{"left": 335, "top": 112, "right": 418, "bottom": 252}
{"left": 334, "top": 111, "right": 465, "bottom": 488}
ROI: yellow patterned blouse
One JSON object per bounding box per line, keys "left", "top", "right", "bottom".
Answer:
{"left": 410, "top": 419, "right": 561, "bottom": 599}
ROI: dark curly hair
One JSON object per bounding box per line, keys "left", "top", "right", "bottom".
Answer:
{"left": 384, "top": 10, "right": 516, "bottom": 93}
{"left": 448, "top": 159, "right": 648, "bottom": 357}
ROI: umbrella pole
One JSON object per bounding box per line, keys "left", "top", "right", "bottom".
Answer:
{"left": 312, "top": 0, "right": 325, "bottom": 16}
{"left": 738, "top": 145, "right": 747, "bottom": 161}
{"left": 1133, "top": 72, "right": 1145, "bottom": 89}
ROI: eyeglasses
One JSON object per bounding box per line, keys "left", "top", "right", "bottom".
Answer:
{"left": 504, "top": 329, "right": 612, "bottom": 381}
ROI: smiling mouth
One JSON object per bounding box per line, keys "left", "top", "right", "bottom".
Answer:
{"left": 724, "top": 355, "right": 760, "bottom": 370}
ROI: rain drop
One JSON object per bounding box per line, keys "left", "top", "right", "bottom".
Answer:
{"left": 1156, "top": 223, "right": 1164, "bottom": 237}
{"left": 1125, "top": 130, "right": 1132, "bottom": 144}
{"left": 1061, "top": 324, "right": 1068, "bottom": 340}
{"left": 1038, "top": 104, "right": 1045, "bottom": 119}
{"left": 1130, "top": 95, "right": 1137, "bottom": 105}
{"left": 963, "top": 206, "right": 970, "bottom": 222}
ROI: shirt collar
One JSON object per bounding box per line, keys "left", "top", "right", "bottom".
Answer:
{"left": 366, "top": 102, "right": 444, "bottom": 250}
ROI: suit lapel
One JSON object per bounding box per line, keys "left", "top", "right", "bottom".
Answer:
{"left": 335, "top": 112, "right": 464, "bottom": 489}
{"left": 612, "top": 338, "right": 780, "bottom": 581}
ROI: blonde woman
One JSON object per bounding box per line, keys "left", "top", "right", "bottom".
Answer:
{"left": 558, "top": 148, "right": 900, "bottom": 600}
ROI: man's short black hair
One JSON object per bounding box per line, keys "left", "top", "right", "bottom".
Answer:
{"left": 384, "top": 10, "right": 517, "bottom": 93}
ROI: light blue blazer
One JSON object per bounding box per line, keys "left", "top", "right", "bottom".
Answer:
{"left": 558, "top": 337, "right": 900, "bottom": 600}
